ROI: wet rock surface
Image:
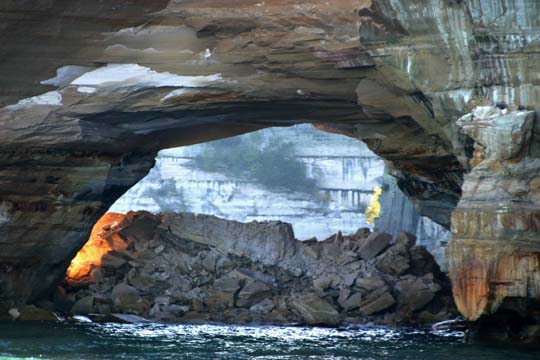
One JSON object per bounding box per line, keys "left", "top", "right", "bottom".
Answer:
{"left": 54, "top": 211, "right": 454, "bottom": 327}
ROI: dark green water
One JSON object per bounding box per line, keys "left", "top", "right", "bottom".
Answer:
{"left": 0, "top": 322, "right": 539, "bottom": 360}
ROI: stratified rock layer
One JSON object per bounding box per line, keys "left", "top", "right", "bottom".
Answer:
{"left": 1, "top": 0, "right": 540, "bottom": 329}
{"left": 57, "top": 211, "right": 454, "bottom": 326}
{"left": 449, "top": 106, "right": 540, "bottom": 341}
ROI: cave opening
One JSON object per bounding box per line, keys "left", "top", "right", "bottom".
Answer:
{"left": 52, "top": 124, "right": 456, "bottom": 327}
{"left": 65, "top": 124, "right": 450, "bottom": 287}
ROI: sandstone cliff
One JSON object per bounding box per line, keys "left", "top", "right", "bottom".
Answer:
{"left": 58, "top": 211, "right": 453, "bottom": 326}
{"left": 0, "top": 1, "right": 539, "bottom": 335}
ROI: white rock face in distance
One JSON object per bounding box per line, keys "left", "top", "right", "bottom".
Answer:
{"left": 110, "top": 124, "right": 449, "bottom": 257}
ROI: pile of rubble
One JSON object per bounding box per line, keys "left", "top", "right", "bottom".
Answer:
{"left": 55, "top": 211, "right": 455, "bottom": 326}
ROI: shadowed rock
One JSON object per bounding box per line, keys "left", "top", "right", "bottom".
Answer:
{"left": 51, "top": 211, "right": 454, "bottom": 327}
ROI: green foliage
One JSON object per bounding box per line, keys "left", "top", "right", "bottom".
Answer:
{"left": 193, "top": 132, "right": 317, "bottom": 194}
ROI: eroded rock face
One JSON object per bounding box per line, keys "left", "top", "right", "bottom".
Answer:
{"left": 449, "top": 106, "right": 540, "bottom": 340}
{"left": 55, "top": 211, "right": 454, "bottom": 326}
{"left": 1, "top": 0, "right": 540, "bottom": 322}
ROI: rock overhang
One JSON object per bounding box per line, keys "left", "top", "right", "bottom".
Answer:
{"left": 0, "top": 1, "right": 540, "bottom": 332}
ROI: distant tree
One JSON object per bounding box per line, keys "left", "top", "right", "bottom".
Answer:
{"left": 193, "top": 132, "right": 317, "bottom": 194}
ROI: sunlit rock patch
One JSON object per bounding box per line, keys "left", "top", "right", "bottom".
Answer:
{"left": 66, "top": 213, "right": 127, "bottom": 286}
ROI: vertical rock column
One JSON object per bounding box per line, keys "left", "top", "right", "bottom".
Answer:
{"left": 448, "top": 106, "right": 540, "bottom": 323}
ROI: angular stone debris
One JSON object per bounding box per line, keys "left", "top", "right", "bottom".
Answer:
{"left": 1, "top": 0, "right": 540, "bottom": 342}
{"left": 51, "top": 211, "right": 455, "bottom": 327}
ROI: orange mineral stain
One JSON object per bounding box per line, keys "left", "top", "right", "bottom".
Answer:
{"left": 65, "top": 212, "right": 127, "bottom": 285}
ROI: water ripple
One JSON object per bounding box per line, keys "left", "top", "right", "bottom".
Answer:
{"left": 0, "top": 322, "right": 539, "bottom": 360}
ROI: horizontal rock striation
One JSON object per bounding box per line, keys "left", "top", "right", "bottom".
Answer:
{"left": 0, "top": 0, "right": 466, "bottom": 306}
{"left": 449, "top": 106, "right": 540, "bottom": 341}
{"left": 1, "top": 0, "right": 540, "bottom": 331}
{"left": 55, "top": 211, "right": 454, "bottom": 326}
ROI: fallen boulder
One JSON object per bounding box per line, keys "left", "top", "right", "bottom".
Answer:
{"left": 290, "top": 293, "right": 340, "bottom": 325}
{"left": 52, "top": 211, "right": 455, "bottom": 327}
{"left": 356, "top": 232, "right": 392, "bottom": 260}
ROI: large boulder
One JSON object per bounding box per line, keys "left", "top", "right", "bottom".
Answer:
{"left": 354, "top": 277, "right": 387, "bottom": 294}
{"left": 375, "top": 240, "right": 410, "bottom": 275}
{"left": 290, "top": 293, "right": 340, "bottom": 326}
{"left": 338, "top": 292, "right": 363, "bottom": 312}
{"left": 164, "top": 213, "right": 296, "bottom": 266}
{"left": 357, "top": 287, "right": 396, "bottom": 316}
{"left": 355, "top": 232, "right": 392, "bottom": 260}
{"left": 71, "top": 295, "right": 94, "bottom": 315}
{"left": 395, "top": 274, "right": 441, "bottom": 312}
{"left": 409, "top": 245, "right": 441, "bottom": 276}
{"left": 205, "top": 274, "right": 242, "bottom": 310}
{"left": 236, "top": 280, "right": 272, "bottom": 308}
{"left": 111, "top": 284, "right": 147, "bottom": 314}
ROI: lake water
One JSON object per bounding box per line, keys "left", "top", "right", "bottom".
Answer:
{"left": 0, "top": 322, "right": 539, "bottom": 359}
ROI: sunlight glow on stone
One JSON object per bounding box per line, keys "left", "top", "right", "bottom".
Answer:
{"left": 65, "top": 213, "right": 127, "bottom": 285}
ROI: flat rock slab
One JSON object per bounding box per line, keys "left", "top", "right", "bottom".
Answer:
{"left": 356, "top": 232, "right": 392, "bottom": 260}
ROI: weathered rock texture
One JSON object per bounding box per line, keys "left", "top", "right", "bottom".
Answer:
{"left": 0, "top": 0, "right": 540, "bottom": 330}
{"left": 449, "top": 106, "right": 540, "bottom": 341}
{"left": 56, "top": 211, "right": 454, "bottom": 326}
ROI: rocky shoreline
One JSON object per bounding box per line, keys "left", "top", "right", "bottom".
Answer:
{"left": 27, "top": 211, "right": 456, "bottom": 327}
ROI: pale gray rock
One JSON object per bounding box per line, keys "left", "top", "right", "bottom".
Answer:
{"left": 356, "top": 232, "right": 392, "bottom": 260}
{"left": 290, "top": 293, "right": 340, "bottom": 326}
{"left": 457, "top": 106, "right": 535, "bottom": 160}
{"left": 164, "top": 213, "right": 295, "bottom": 266}
{"left": 395, "top": 275, "right": 441, "bottom": 312}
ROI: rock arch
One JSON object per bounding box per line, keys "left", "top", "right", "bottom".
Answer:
{"left": 0, "top": 0, "right": 539, "bottom": 325}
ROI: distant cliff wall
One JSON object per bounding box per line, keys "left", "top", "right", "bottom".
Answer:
{"left": 111, "top": 125, "right": 449, "bottom": 266}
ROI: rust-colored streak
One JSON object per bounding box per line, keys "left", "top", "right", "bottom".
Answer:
{"left": 449, "top": 239, "right": 540, "bottom": 321}
{"left": 65, "top": 212, "right": 127, "bottom": 286}
{"left": 450, "top": 247, "right": 490, "bottom": 321}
